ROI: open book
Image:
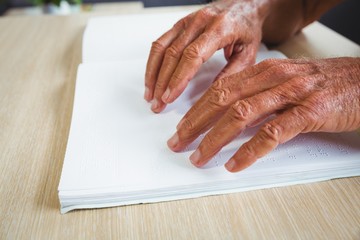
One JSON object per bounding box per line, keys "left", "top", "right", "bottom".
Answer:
{"left": 58, "top": 11, "right": 360, "bottom": 213}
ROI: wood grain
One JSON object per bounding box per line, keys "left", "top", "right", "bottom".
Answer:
{"left": 0, "top": 5, "right": 359, "bottom": 239}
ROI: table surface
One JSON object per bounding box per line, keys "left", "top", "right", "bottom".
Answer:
{"left": 1, "top": 4, "right": 360, "bottom": 239}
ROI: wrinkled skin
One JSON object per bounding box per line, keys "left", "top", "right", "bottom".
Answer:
{"left": 144, "top": 0, "right": 359, "bottom": 172}
{"left": 145, "top": 0, "right": 270, "bottom": 113}
{"left": 167, "top": 57, "right": 360, "bottom": 172}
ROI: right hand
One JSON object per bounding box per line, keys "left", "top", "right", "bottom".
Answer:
{"left": 144, "top": 0, "right": 272, "bottom": 113}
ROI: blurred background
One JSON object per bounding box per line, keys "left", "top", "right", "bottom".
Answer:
{"left": 0, "top": 0, "right": 359, "bottom": 44}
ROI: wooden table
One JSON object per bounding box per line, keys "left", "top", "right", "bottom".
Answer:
{"left": 1, "top": 4, "right": 360, "bottom": 239}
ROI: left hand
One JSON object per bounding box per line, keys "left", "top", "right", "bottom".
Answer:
{"left": 144, "top": 0, "right": 270, "bottom": 113}
{"left": 167, "top": 57, "right": 360, "bottom": 172}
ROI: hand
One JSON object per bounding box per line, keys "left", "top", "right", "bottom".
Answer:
{"left": 144, "top": 0, "right": 272, "bottom": 113}
{"left": 167, "top": 57, "right": 360, "bottom": 172}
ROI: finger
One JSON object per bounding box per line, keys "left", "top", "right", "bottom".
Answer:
{"left": 188, "top": 89, "right": 286, "bottom": 167}
{"left": 168, "top": 59, "right": 286, "bottom": 152}
{"left": 167, "top": 80, "right": 228, "bottom": 152}
{"left": 215, "top": 43, "right": 258, "bottom": 80}
{"left": 225, "top": 106, "right": 309, "bottom": 172}
{"left": 168, "top": 71, "right": 259, "bottom": 152}
{"left": 144, "top": 17, "right": 188, "bottom": 102}
{"left": 161, "top": 31, "right": 224, "bottom": 104}
{"left": 169, "top": 59, "right": 316, "bottom": 152}
{"left": 151, "top": 16, "right": 208, "bottom": 113}
{"left": 189, "top": 74, "right": 316, "bottom": 167}
{"left": 171, "top": 59, "right": 298, "bottom": 148}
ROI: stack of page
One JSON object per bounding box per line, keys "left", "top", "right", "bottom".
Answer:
{"left": 58, "top": 11, "right": 360, "bottom": 213}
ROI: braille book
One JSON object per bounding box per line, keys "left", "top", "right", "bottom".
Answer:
{"left": 58, "top": 11, "right": 360, "bottom": 213}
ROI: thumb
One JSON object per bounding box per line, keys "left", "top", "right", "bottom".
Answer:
{"left": 215, "top": 43, "right": 258, "bottom": 81}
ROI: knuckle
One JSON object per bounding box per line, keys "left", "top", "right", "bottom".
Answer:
{"left": 229, "top": 100, "right": 253, "bottom": 122}
{"left": 258, "top": 122, "right": 282, "bottom": 144}
{"left": 212, "top": 77, "right": 226, "bottom": 89}
{"left": 173, "top": 17, "right": 186, "bottom": 29}
{"left": 197, "top": 7, "right": 216, "bottom": 19}
{"left": 289, "top": 76, "right": 314, "bottom": 95}
{"left": 208, "top": 78, "right": 232, "bottom": 107}
{"left": 183, "top": 44, "right": 202, "bottom": 61}
{"left": 206, "top": 13, "right": 232, "bottom": 38}
{"left": 151, "top": 40, "right": 166, "bottom": 53}
{"left": 178, "top": 118, "right": 201, "bottom": 138}
{"left": 165, "top": 45, "right": 182, "bottom": 59}
{"left": 213, "top": 12, "right": 233, "bottom": 30}
{"left": 181, "top": 118, "right": 194, "bottom": 132}
{"left": 312, "top": 74, "right": 328, "bottom": 89}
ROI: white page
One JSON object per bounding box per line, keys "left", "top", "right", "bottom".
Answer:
{"left": 83, "top": 12, "right": 190, "bottom": 63}
{"left": 59, "top": 51, "right": 360, "bottom": 196}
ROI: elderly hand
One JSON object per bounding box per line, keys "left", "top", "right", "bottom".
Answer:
{"left": 167, "top": 57, "right": 360, "bottom": 172}
{"left": 144, "top": 0, "right": 272, "bottom": 113}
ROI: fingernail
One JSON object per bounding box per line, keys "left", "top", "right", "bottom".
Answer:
{"left": 151, "top": 99, "right": 159, "bottom": 111}
{"left": 162, "top": 88, "right": 171, "bottom": 103}
{"left": 225, "top": 158, "right": 236, "bottom": 172}
{"left": 167, "top": 133, "right": 179, "bottom": 149}
{"left": 144, "top": 87, "right": 151, "bottom": 101}
{"left": 189, "top": 149, "right": 201, "bottom": 166}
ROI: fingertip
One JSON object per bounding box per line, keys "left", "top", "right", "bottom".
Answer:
{"left": 144, "top": 87, "right": 152, "bottom": 102}
{"left": 226, "top": 153, "right": 259, "bottom": 172}
{"left": 224, "top": 158, "right": 237, "bottom": 172}
{"left": 189, "top": 149, "right": 202, "bottom": 167}
{"left": 151, "top": 99, "right": 166, "bottom": 113}
{"left": 167, "top": 133, "right": 179, "bottom": 150}
{"left": 162, "top": 87, "right": 177, "bottom": 104}
{"left": 161, "top": 88, "right": 171, "bottom": 103}
{"left": 151, "top": 99, "right": 160, "bottom": 112}
{"left": 164, "top": 77, "right": 188, "bottom": 104}
{"left": 225, "top": 158, "right": 251, "bottom": 172}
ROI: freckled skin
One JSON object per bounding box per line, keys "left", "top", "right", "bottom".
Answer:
{"left": 145, "top": 0, "right": 358, "bottom": 172}
{"left": 175, "top": 58, "right": 360, "bottom": 171}
{"left": 145, "top": 0, "right": 269, "bottom": 113}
